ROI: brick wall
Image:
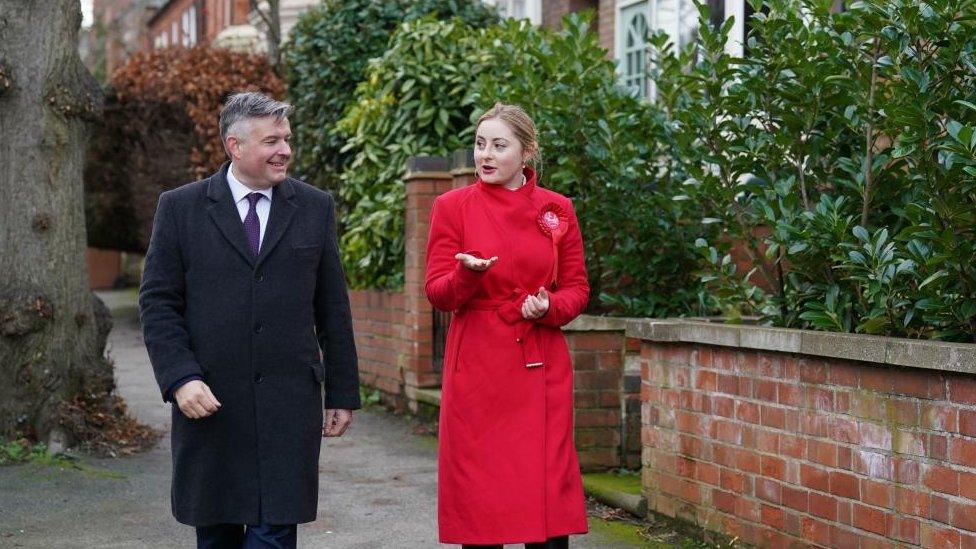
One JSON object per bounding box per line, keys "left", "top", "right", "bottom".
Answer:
{"left": 564, "top": 316, "right": 642, "bottom": 471}
{"left": 349, "top": 290, "right": 406, "bottom": 404}
{"left": 638, "top": 322, "right": 976, "bottom": 547}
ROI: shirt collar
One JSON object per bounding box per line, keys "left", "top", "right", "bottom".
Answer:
{"left": 227, "top": 163, "right": 274, "bottom": 204}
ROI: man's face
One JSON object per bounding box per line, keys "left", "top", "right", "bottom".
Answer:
{"left": 227, "top": 116, "right": 292, "bottom": 189}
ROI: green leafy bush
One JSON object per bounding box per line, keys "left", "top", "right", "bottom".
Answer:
{"left": 283, "top": 0, "right": 499, "bottom": 195}
{"left": 655, "top": 0, "right": 976, "bottom": 340}
{"left": 473, "top": 15, "right": 705, "bottom": 316}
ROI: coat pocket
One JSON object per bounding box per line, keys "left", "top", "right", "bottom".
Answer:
{"left": 293, "top": 244, "right": 320, "bottom": 259}
{"left": 308, "top": 361, "right": 326, "bottom": 384}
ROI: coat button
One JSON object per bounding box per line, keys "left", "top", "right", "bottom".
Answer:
{"left": 516, "top": 338, "right": 522, "bottom": 343}
{"left": 254, "top": 373, "right": 263, "bottom": 383}
{"left": 254, "top": 323, "right": 264, "bottom": 334}
{"left": 255, "top": 273, "right": 265, "bottom": 283}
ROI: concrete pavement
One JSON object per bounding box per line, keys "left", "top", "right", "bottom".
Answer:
{"left": 0, "top": 290, "right": 647, "bottom": 548}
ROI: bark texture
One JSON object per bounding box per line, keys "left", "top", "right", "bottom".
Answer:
{"left": 0, "top": 0, "right": 113, "bottom": 443}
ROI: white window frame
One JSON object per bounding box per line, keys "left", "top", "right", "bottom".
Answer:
{"left": 482, "top": 0, "right": 542, "bottom": 25}
{"left": 188, "top": 5, "right": 197, "bottom": 45}
{"left": 171, "top": 21, "right": 178, "bottom": 45}
{"left": 615, "top": 0, "right": 651, "bottom": 100}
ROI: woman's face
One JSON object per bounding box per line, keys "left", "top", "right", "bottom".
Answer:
{"left": 474, "top": 118, "right": 528, "bottom": 188}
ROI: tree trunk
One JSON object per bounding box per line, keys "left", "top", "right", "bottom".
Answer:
{"left": 0, "top": 0, "right": 113, "bottom": 446}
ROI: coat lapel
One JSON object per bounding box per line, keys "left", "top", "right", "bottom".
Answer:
{"left": 206, "top": 164, "right": 255, "bottom": 268}
{"left": 255, "top": 179, "right": 298, "bottom": 269}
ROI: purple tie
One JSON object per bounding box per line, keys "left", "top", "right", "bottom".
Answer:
{"left": 243, "top": 192, "right": 263, "bottom": 256}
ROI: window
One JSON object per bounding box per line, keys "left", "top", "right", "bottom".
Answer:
{"left": 171, "top": 21, "right": 178, "bottom": 45}
{"left": 482, "top": 0, "right": 541, "bottom": 25}
{"left": 188, "top": 5, "right": 197, "bottom": 45}
{"left": 619, "top": 1, "right": 649, "bottom": 99}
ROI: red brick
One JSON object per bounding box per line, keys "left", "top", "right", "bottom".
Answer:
{"left": 895, "top": 486, "right": 929, "bottom": 517}
{"left": 716, "top": 373, "right": 738, "bottom": 394}
{"left": 780, "top": 434, "right": 806, "bottom": 459}
{"left": 891, "top": 516, "right": 921, "bottom": 545}
{"left": 830, "top": 525, "right": 860, "bottom": 547}
{"left": 782, "top": 486, "right": 808, "bottom": 512}
{"left": 735, "top": 377, "right": 753, "bottom": 398}
{"left": 894, "top": 458, "right": 920, "bottom": 484}
{"left": 755, "top": 478, "right": 781, "bottom": 504}
{"left": 829, "top": 361, "right": 860, "bottom": 387}
{"left": 828, "top": 471, "right": 859, "bottom": 499}
{"left": 892, "top": 399, "right": 921, "bottom": 425}
{"left": 714, "top": 419, "right": 742, "bottom": 444}
{"left": 923, "top": 464, "right": 961, "bottom": 496}
{"left": 892, "top": 368, "right": 946, "bottom": 399}
{"left": 712, "top": 348, "right": 738, "bottom": 370}
{"left": 736, "top": 449, "right": 761, "bottom": 474}
{"left": 754, "top": 379, "right": 777, "bottom": 402}
{"left": 760, "top": 456, "right": 786, "bottom": 481}
{"left": 805, "top": 386, "right": 834, "bottom": 412}
{"left": 712, "top": 489, "right": 736, "bottom": 514}
{"left": 697, "top": 462, "right": 721, "bottom": 486}
{"left": 861, "top": 479, "right": 891, "bottom": 509}
{"left": 932, "top": 495, "right": 952, "bottom": 524}
{"left": 694, "top": 370, "right": 717, "bottom": 392}
{"left": 961, "top": 471, "right": 976, "bottom": 501}
{"left": 778, "top": 382, "right": 803, "bottom": 406}
{"left": 757, "top": 431, "right": 778, "bottom": 453}
{"left": 951, "top": 501, "right": 976, "bottom": 532}
{"left": 678, "top": 434, "right": 702, "bottom": 458}
{"left": 808, "top": 440, "right": 839, "bottom": 467}
{"left": 894, "top": 428, "right": 926, "bottom": 457}
{"left": 713, "top": 444, "right": 735, "bottom": 468}
{"left": 760, "top": 405, "right": 786, "bottom": 429}
{"left": 959, "top": 409, "right": 976, "bottom": 437}
{"left": 835, "top": 390, "right": 852, "bottom": 413}
{"left": 801, "top": 464, "right": 830, "bottom": 492}
{"left": 921, "top": 523, "right": 962, "bottom": 548}
{"left": 758, "top": 354, "right": 783, "bottom": 377}
{"left": 799, "top": 358, "right": 828, "bottom": 383}
{"left": 734, "top": 497, "right": 761, "bottom": 522}
{"left": 800, "top": 410, "right": 828, "bottom": 437}
{"left": 923, "top": 403, "right": 959, "bottom": 432}
{"left": 830, "top": 416, "right": 859, "bottom": 444}
{"left": 861, "top": 367, "right": 892, "bottom": 392}
{"left": 800, "top": 517, "right": 830, "bottom": 546}
{"left": 720, "top": 468, "right": 747, "bottom": 493}
{"left": 929, "top": 433, "right": 949, "bottom": 461}
{"left": 853, "top": 504, "right": 888, "bottom": 536}
{"left": 760, "top": 504, "right": 785, "bottom": 530}
{"left": 809, "top": 491, "right": 838, "bottom": 520}
{"left": 859, "top": 421, "right": 893, "bottom": 452}
{"left": 735, "top": 400, "right": 760, "bottom": 424}
{"left": 949, "top": 437, "right": 976, "bottom": 468}
{"left": 949, "top": 376, "right": 976, "bottom": 405}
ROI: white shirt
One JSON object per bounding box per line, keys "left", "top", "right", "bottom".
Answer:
{"left": 227, "top": 163, "right": 273, "bottom": 249}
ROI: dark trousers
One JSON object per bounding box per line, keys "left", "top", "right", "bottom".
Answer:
{"left": 196, "top": 523, "right": 297, "bottom": 549}
{"left": 462, "top": 535, "right": 570, "bottom": 549}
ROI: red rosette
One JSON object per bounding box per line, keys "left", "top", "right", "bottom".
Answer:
{"left": 537, "top": 202, "right": 569, "bottom": 240}
{"left": 537, "top": 202, "right": 569, "bottom": 287}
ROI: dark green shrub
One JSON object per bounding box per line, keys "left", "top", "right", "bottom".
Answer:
{"left": 283, "top": 0, "right": 499, "bottom": 195}
{"left": 656, "top": 0, "right": 976, "bottom": 340}
{"left": 473, "top": 15, "right": 705, "bottom": 316}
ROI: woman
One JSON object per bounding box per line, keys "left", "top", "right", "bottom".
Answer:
{"left": 425, "top": 103, "right": 590, "bottom": 548}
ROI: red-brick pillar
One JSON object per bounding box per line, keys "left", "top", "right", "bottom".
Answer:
{"left": 451, "top": 149, "right": 477, "bottom": 189}
{"left": 403, "top": 156, "right": 453, "bottom": 410}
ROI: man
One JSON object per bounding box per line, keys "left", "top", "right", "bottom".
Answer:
{"left": 139, "top": 92, "right": 360, "bottom": 548}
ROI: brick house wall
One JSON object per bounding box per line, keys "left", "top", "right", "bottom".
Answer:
{"left": 635, "top": 320, "right": 976, "bottom": 547}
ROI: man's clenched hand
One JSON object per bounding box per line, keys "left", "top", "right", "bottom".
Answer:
{"left": 174, "top": 380, "right": 221, "bottom": 419}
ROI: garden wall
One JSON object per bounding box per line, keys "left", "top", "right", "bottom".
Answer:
{"left": 635, "top": 320, "right": 976, "bottom": 547}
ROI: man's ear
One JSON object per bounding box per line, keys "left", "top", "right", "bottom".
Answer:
{"left": 226, "top": 136, "right": 241, "bottom": 160}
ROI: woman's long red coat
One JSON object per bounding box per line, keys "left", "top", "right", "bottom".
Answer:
{"left": 425, "top": 168, "right": 590, "bottom": 544}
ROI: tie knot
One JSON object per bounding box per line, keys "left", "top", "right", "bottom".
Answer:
{"left": 246, "top": 192, "right": 263, "bottom": 207}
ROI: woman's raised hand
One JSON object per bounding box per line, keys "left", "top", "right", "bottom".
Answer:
{"left": 455, "top": 253, "right": 498, "bottom": 272}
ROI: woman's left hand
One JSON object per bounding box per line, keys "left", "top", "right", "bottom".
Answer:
{"left": 521, "top": 287, "right": 550, "bottom": 320}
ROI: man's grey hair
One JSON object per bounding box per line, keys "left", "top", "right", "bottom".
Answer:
{"left": 219, "top": 92, "right": 294, "bottom": 145}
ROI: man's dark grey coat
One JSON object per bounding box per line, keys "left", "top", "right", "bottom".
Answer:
{"left": 139, "top": 163, "right": 360, "bottom": 527}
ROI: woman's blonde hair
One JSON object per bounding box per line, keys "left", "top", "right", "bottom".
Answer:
{"left": 476, "top": 103, "right": 543, "bottom": 172}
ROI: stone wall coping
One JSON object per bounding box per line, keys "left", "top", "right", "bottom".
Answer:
{"left": 563, "top": 315, "right": 634, "bottom": 332}
{"left": 625, "top": 318, "right": 976, "bottom": 375}
{"left": 404, "top": 155, "right": 451, "bottom": 179}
